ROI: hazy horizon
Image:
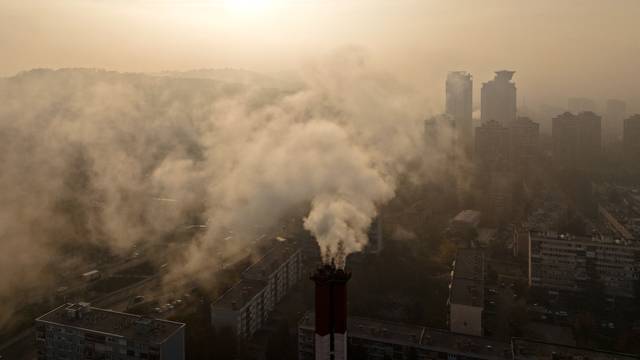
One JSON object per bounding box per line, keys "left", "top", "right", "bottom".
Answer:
{"left": 2, "top": 0, "right": 640, "bottom": 111}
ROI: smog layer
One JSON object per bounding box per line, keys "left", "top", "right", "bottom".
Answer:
{"left": 0, "top": 49, "right": 458, "bottom": 326}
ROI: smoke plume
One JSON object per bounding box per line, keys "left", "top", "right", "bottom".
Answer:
{"left": 0, "top": 48, "right": 459, "bottom": 326}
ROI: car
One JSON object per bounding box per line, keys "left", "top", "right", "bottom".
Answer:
{"left": 608, "top": 322, "right": 615, "bottom": 329}
{"left": 488, "top": 288, "right": 497, "bottom": 295}
{"left": 153, "top": 307, "right": 162, "bottom": 313}
{"left": 133, "top": 295, "right": 145, "bottom": 303}
{"left": 166, "top": 303, "right": 174, "bottom": 310}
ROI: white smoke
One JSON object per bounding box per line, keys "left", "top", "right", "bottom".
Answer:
{"left": 0, "top": 48, "right": 460, "bottom": 326}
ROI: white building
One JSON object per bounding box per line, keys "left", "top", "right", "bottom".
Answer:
{"left": 528, "top": 231, "right": 640, "bottom": 297}
{"left": 448, "top": 249, "right": 485, "bottom": 336}
{"left": 211, "top": 239, "right": 303, "bottom": 339}
{"left": 36, "top": 302, "right": 185, "bottom": 360}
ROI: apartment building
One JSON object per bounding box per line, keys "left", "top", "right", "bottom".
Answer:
{"left": 448, "top": 249, "right": 485, "bottom": 336}
{"left": 35, "top": 302, "right": 185, "bottom": 360}
{"left": 528, "top": 231, "right": 640, "bottom": 297}
{"left": 211, "top": 238, "right": 303, "bottom": 339}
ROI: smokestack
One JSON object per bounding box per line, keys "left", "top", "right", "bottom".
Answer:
{"left": 311, "top": 261, "right": 350, "bottom": 360}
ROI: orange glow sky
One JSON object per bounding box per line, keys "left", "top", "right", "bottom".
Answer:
{"left": 2, "top": 0, "right": 639, "bottom": 108}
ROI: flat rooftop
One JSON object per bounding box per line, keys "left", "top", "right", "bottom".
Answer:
{"left": 452, "top": 210, "right": 481, "bottom": 226}
{"left": 530, "top": 231, "right": 640, "bottom": 248}
{"left": 451, "top": 249, "right": 484, "bottom": 307}
{"left": 37, "top": 303, "right": 184, "bottom": 345}
{"left": 453, "top": 248, "right": 484, "bottom": 281}
{"left": 242, "top": 238, "right": 300, "bottom": 280}
{"left": 212, "top": 278, "right": 266, "bottom": 311}
{"left": 512, "top": 338, "right": 639, "bottom": 360}
{"left": 299, "top": 312, "right": 510, "bottom": 359}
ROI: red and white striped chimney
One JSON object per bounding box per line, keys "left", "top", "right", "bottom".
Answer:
{"left": 311, "top": 262, "right": 350, "bottom": 360}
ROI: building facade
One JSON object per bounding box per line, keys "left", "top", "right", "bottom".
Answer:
{"left": 481, "top": 71, "right": 517, "bottom": 126}
{"left": 507, "top": 116, "right": 539, "bottom": 172}
{"left": 446, "top": 71, "right": 473, "bottom": 154}
{"left": 552, "top": 111, "right": 602, "bottom": 170}
{"left": 211, "top": 239, "right": 303, "bottom": 340}
{"left": 475, "top": 120, "right": 510, "bottom": 170}
{"left": 448, "top": 249, "right": 485, "bottom": 336}
{"left": 623, "top": 114, "right": 640, "bottom": 166}
{"left": 604, "top": 99, "right": 626, "bottom": 143}
{"left": 528, "top": 231, "right": 640, "bottom": 297}
{"left": 299, "top": 312, "right": 510, "bottom": 360}
{"left": 35, "top": 302, "right": 185, "bottom": 360}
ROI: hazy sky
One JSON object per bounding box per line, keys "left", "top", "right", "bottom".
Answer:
{"left": 2, "top": 0, "right": 640, "bottom": 109}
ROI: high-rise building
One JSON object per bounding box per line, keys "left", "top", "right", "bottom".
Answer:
{"left": 508, "top": 116, "right": 539, "bottom": 172}
{"left": 568, "top": 97, "right": 597, "bottom": 114}
{"left": 36, "top": 302, "right": 185, "bottom": 360}
{"left": 623, "top": 114, "right": 640, "bottom": 165}
{"left": 446, "top": 71, "right": 473, "bottom": 153}
{"left": 474, "top": 120, "right": 509, "bottom": 169}
{"left": 448, "top": 249, "right": 485, "bottom": 336}
{"left": 604, "top": 99, "right": 627, "bottom": 143}
{"left": 528, "top": 231, "right": 640, "bottom": 298}
{"left": 481, "top": 71, "right": 517, "bottom": 126}
{"left": 311, "top": 263, "right": 350, "bottom": 360}
{"left": 552, "top": 111, "right": 602, "bottom": 169}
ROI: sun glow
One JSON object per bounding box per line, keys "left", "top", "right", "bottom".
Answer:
{"left": 224, "top": 0, "right": 272, "bottom": 13}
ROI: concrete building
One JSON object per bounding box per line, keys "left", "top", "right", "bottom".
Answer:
{"left": 552, "top": 111, "right": 602, "bottom": 170}
{"left": 446, "top": 71, "right": 473, "bottom": 154}
{"left": 481, "top": 71, "right": 517, "bottom": 126}
{"left": 448, "top": 249, "right": 485, "bottom": 336}
{"left": 299, "top": 314, "right": 639, "bottom": 360}
{"left": 211, "top": 239, "right": 303, "bottom": 339}
{"left": 604, "top": 99, "right": 627, "bottom": 143}
{"left": 528, "top": 231, "right": 640, "bottom": 298}
{"left": 623, "top": 114, "right": 640, "bottom": 165}
{"left": 35, "top": 302, "right": 185, "bottom": 360}
{"left": 299, "top": 312, "right": 511, "bottom": 360}
{"left": 475, "top": 120, "right": 510, "bottom": 170}
{"left": 486, "top": 171, "right": 515, "bottom": 225}
{"left": 511, "top": 338, "right": 639, "bottom": 360}
{"left": 451, "top": 210, "right": 482, "bottom": 231}
{"left": 507, "top": 117, "right": 539, "bottom": 172}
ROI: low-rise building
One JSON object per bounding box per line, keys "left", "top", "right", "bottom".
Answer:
{"left": 299, "top": 314, "right": 640, "bottom": 360}
{"left": 528, "top": 231, "right": 640, "bottom": 297}
{"left": 211, "top": 238, "right": 303, "bottom": 339}
{"left": 511, "top": 338, "right": 639, "bottom": 360}
{"left": 298, "top": 312, "right": 511, "bottom": 360}
{"left": 448, "top": 249, "right": 485, "bottom": 336}
{"left": 35, "top": 302, "right": 185, "bottom": 360}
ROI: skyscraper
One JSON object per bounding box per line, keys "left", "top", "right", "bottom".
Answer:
{"left": 474, "top": 120, "right": 510, "bottom": 170}
{"left": 604, "top": 99, "right": 627, "bottom": 143}
{"left": 623, "top": 114, "right": 640, "bottom": 166}
{"left": 481, "top": 70, "right": 517, "bottom": 126}
{"left": 508, "top": 116, "right": 540, "bottom": 172}
{"left": 552, "top": 111, "right": 602, "bottom": 169}
{"left": 446, "top": 71, "right": 473, "bottom": 153}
